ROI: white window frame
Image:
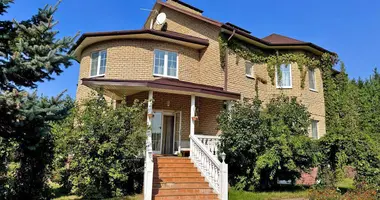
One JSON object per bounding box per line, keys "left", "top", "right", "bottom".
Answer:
{"left": 90, "top": 50, "right": 107, "bottom": 77}
{"left": 311, "top": 120, "right": 319, "bottom": 139}
{"left": 153, "top": 49, "right": 179, "bottom": 79}
{"left": 276, "top": 64, "right": 292, "bottom": 88}
{"left": 245, "top": 61, "right": 254, "bottom": 78}
{"left": 309, "top": 68, "right": 317, "bottom": 91}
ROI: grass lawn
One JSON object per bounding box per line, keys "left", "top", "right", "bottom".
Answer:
{"left": 337, "top": 178, "right": 355, "bottom": 190}
{"left": 50, "top": 182, "right": 143, "bottom": 200}
{"left": 52, "top": 179, "right": 355, "bottom": 200}
{"left": 229, "top": 188, "right": 309, "bottom": 200}
{"left": 53, "top": 194, "right": 143, "bottom": 200}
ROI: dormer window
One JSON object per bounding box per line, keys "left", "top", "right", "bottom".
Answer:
{"left": 153, "top": 49, "right": 178, "bottom": 78}
{"left": 276, "top": 64, "right": 292, "bottom": 88}
{"left": 90, "top": 50, "right": 107, "bottom": 77}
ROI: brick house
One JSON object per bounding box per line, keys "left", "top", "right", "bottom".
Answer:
{"left": 72, "top": 1, "right": 332, "bottom": 199}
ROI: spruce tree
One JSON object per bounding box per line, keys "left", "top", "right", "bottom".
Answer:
{"left": 0, "top": 0, "right": 76, "bottom": 199}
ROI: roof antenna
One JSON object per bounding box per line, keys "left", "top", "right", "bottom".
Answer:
{"left": 140, "top": 8, "right": 159, "bottom": 29}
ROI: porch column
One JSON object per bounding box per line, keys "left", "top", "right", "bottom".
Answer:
{"left": 144, "top": 90, "right": 153, "bottom": 200}
{"left": 189, "top": 95, "right": 195, "bottom": 158}
{"left": 190, "top": 95, "right": 196, "bottom": 136}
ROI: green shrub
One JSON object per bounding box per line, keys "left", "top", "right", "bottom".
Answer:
{"left": 52, "top": 93, "right": 147, "bottom": 198}
{"left": 218, "top": 95, "right": 318, "bottom": 191}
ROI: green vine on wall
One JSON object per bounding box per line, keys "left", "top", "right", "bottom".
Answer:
{"left": 219, "top": 34, "right": 338, "bottom": 88}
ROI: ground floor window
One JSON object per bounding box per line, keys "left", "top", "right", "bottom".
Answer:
{"left": 311, "top": 120, "right": 318, "bottom": 139}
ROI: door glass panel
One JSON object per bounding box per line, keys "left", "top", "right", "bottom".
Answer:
{"left": 151, "top": 112, "right": 162, "bottom": 153}
{"left": 174, "top": 112, "right": 181, "bottom": 152}
{"left": 163, "top": 116, "right": 174, "bottom": 154}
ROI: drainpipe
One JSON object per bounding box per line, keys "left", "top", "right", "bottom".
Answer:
{"left": 223, "top": 29, "right": 236, "bottom": 91}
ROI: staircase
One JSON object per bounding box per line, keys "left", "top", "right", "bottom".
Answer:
{"left": 153, "top": 156, "right": 218, "bottom": 200}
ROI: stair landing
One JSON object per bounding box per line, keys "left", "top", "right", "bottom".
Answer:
{"left": 153, "top": 156, "right": 218, "bottom": 200}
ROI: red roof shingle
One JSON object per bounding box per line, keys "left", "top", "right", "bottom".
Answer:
{"left": 262, "top": 33, "right": 306, "bottom": 44}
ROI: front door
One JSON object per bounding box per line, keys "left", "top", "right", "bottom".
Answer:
{"left": 151, "top": 111, "right": 179, "bottom": 155}
{"left": 162, "top": 115, "right": 174, "bottom": 155}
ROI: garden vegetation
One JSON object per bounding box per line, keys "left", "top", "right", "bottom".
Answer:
{"left": 1, "top": 0, "right": 380, "bottom": 199}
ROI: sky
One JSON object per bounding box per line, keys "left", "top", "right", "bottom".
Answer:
{"left": 2, "top": 0, "right": 380, "bottom": 97}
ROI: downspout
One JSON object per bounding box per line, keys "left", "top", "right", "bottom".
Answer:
{"left": 224, "top": 29, "right": 236, "bottom": 91}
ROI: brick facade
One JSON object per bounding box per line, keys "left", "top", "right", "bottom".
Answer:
{"left": 75, "top": 0, "right": 327, "bottom": 141}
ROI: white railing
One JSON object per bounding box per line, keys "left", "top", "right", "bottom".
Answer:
{"left": 195, "top": 135, "right": 220, "bottom": 158}
{"left": 190, "top": 135, "right": 228, "bottom": 200}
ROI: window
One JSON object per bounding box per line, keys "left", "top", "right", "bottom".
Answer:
{"left": 245, "top": 61, "right": 254, "bottom": 78}
{"left": 90, "top": 50, "right": 107, "bottom": 77}
{"left": 154, "top": 49, "right": 178, "bottom": 78}
{"left": 311, "top": 120, "right": 318, "bottom": 139}
{"left": 276, "top": 64, "right": 292, "bottom": 88}
{"left": 309, "top": 68, "right": 316, "bottom": 91}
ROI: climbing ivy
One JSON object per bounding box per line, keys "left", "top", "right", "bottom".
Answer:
{"left": 219, "top": 34, "right": 337, "bottom": 88}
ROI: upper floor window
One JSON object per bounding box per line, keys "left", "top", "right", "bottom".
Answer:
{"left": 311, "top": 120, "right": 319, "bottom": 139}
{"left": 309, "top": 68, "right": 317, "bottom": 91}
{"left": 245, "top": 61, "right": 254, "bottom": 78}
{"left": 90, "top": 50, "right": 107, "bottom": 77}
{"left": 276, "top": 64, "right": 292, "bottom": 88}
{"left": 154, "top": 49, "right": 178, "bottom": 78}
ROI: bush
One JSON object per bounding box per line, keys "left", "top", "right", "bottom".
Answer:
{"left": 52, "top": 93, "right": 147, "bottom": 198}
{"left": 309, "top": 182, "right": 379, "bottom": 200}
{"left": 218, "top": 96, "right": 318, "bottom": 191}
{"left": 308, "top": 188, "right": 341, "bottom": 200}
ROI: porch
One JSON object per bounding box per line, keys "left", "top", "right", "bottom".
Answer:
{"left": 82, "top": 78, "right": 240, "bottom": 200}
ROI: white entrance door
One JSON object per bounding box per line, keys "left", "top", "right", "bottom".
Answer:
{"left": 151, "top": 112, "right": 162, "bottom": 154}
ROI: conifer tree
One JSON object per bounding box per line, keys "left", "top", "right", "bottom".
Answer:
{"left": 0, "top": 0, "right": 76, "bottom": 198}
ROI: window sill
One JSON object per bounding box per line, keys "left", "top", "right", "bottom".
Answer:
{"left": 153, "top": 74, "right": 179, "bottom": 79}
{"left": 246, "top": 75, "right": 255, "bottom": 79}
{"left": 89, "top": 74, "right": 105, "bottom": 78}
{"left": 309, "top": 88, "right": 318, "bottom": 93}
{"left": 276, "top": 86, "right": 293, "bottom": 89}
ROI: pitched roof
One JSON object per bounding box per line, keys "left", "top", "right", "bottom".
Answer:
{"left": 262, "top": 33, "right": 306, "bottom": 44}
{"left": 70, "top": 29, "right": 209, "bottom": 59}
{"left": 156, "top": 1, "right": 335, "bottom": 55}
{"left": 81, "top": 78, "right": 241, "bottom": 100}
{"left": 171, "top": 0, "right": 203, "bottom": 13}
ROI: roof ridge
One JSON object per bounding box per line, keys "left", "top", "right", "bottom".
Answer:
{"left": 264, "top": 33, "right": 306, "bottom": 43}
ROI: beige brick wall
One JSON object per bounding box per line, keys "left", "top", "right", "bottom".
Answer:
{"left": 125, "top": 92, "right": 223, "bottom": 141}
{"left": 76, "top": 39, "right": 200, "bottom": 102}
{"left": 75, "top": 1, "right": 327, "bottom": 138}
{"left": 160, "top": 7, "right": 224, "bottom": 88}
{"left": 226, "top": 53, "right": 326, "bottom": 137}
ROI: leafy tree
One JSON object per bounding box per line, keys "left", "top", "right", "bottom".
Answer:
{"left": 0, "top": 0, "right": 76, "bottom": 199}
{"left": 218, "top": 96, "right": 318, "bottom": 191}
{"left": 53, "top": 93, "right": 147, "bottom": 198}
{"left": 319, "top": 61, "right": 380, "bottom": 188}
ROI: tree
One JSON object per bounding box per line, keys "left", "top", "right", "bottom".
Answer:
{"left": 52, "top": 93, "right": 147, "bottom": 198}
{"left": 319, "top": 60, "right": 380, "bottom": 188}
{"left": 0, "top": 0, "right": 76, "bottom": 199}
{"left": 218, "top": 96, "right": 318, "bottom": 191}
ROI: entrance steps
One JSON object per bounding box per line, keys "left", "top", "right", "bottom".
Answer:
{"left": 152, "top": 156, "right": 218, "bottom": 200}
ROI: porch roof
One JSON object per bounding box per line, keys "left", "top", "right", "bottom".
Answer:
{"left": 81, "top": 78, "right": 241, "bottom": 100}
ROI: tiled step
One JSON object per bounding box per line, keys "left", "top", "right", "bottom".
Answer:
{"left": 154, "top": 176, "right": 205, "bottom": 183}
{"left": 153, "top": 182, "right": 210, "bottom": 189}
{"left": 154, "top": 163, "right": 194, "bottom": 168}
{"left": 152, "top": 188, "right": 215, "bottom": 195}
{"left": 155, "top": 167, "right": 198, "bottom": 172}
{"left": 154, "top": 172, "right": 201, "bottom": 177}
{"left": 154, "top": 159, "right": 192, "bottom": 164}
{"left": 152, "top": 156, "right": 218, "bottom": 200}
{"left": 152, "top": 194, "right": 218, "bottom": 200}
